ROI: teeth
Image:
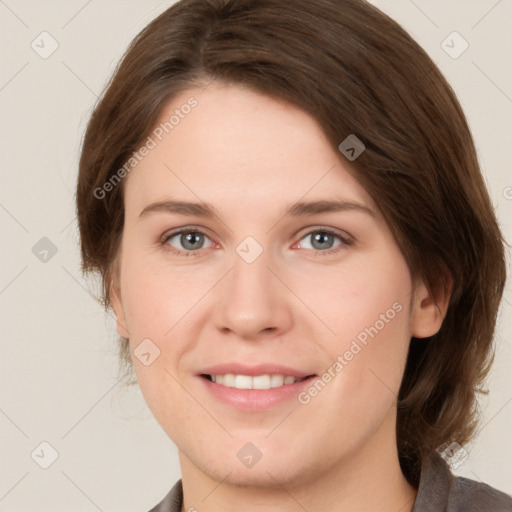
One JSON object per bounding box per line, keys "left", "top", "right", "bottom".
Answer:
{"left": 208, "top": 374, "right": 305, "bottom": 390}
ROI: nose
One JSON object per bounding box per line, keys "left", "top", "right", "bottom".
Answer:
{"left": 213, "top": 245, "right": 294, "bottom": 340}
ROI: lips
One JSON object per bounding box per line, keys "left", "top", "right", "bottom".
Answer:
{"left": 198, "top": 370, "right": 318, "bottom": 412}
{"left": 198, "top": 363, "right": 314, "bottom": 378}
{"left": 196, "top": 362, "right": 318, "bottom": 411}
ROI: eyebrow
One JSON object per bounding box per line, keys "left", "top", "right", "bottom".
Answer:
{"left": 139, "top": 199, "right": 375, "bottom": 218}
{"left": 288, "top": 200, "right": 375, "bottom": 217}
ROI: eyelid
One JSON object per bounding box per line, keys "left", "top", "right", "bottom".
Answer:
{"left": 296, "top": 225, "right": 353, "bottom": 240}
{"left": 293, "top": 226, "right": 354, "bottom": 253}
{"left": 160, "top": 225, "right": 217, "bottom": 256}
{"left": 160, "top": 225, "right": 215, "bottom": 244}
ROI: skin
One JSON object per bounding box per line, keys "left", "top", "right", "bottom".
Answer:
{"left": 111, "top": 82, "right": 450, "bottom": 512}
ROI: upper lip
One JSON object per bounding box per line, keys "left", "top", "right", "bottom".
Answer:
{"left": 198, "top": 363, "right": 316, "bottom": 378}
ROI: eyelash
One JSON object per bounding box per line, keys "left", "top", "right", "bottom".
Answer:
{"left": 160, "top": 226, "right": 353, "bottom": 258}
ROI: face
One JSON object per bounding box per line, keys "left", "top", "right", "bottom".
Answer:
{"left": 111, "top": 82, "right": 444, "bottom": 488}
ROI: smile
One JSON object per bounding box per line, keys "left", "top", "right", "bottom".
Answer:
{"left": 202, "top": 374, "right": 310, "bottom": 390}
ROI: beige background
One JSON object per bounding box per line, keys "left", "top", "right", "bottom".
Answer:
{"left": 0, "top": 0, "right": 511, "bottom": 510}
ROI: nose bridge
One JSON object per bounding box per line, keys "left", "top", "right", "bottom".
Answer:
{"left": 231, "top": 244, "right": 273, "bottom": 296}
{"left": 214, "top": 240, "right": 292, "bottom": 337}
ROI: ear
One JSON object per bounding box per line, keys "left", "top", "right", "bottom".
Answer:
{"left": 411, "top": 269, "right": 453, "bottom": 338}
{"left": 109, "top": 269, "right": 130, "bottom": 339}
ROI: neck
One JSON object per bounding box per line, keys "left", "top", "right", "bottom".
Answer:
{"left": 178, "top": 412, "right": 417, "bottom": 512}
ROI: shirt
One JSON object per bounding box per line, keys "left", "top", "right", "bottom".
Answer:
{"left": 147, "top": 453, "right": 512, "bottom": 511}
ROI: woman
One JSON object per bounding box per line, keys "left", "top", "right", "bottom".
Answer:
{"left": 76, "top": 0, "right": 512, "bottom": 510}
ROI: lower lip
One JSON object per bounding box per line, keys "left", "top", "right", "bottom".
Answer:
{"left": 198, "top": 375, "right": 317, "bottom": 412}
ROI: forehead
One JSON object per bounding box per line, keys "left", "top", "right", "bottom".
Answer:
{"left": 123, "top": 82, "right": 376, "bottom": 217}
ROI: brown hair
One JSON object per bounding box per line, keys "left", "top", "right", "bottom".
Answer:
{"left": 76, "top": 0, "right": 506, "bottom": 484}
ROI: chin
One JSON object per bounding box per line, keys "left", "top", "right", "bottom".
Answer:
{"left": 190, "top": 441, "right": 321, "bottom": 490}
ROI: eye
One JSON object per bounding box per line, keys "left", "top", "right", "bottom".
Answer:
{"left": 161, "top": 226, "right": 352, "bottom": 257}
{"left": 163, "top": 228, "right": 214, "bottom": 255}
{"left": 296, "top": 228, "right": 352, "bottom": 255}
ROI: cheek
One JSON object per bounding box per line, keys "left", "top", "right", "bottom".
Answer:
{"left": 118, "top": 249, "right": 214, "bottom": 407}
{"left": 119, "top": 246, "right": 206, "bottom": 338}
{"left": 293, "top": 247, "right": 411, "bottom": 355}
{"left": 297, "top": 250, "right": 412, "bottom": 411}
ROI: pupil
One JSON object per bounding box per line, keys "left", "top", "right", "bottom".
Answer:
{"left": 312, "top": 232, "right": 333, "bottom": 250}
{"left": 183, "top": 232, "right": 203, "bottom": 250}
